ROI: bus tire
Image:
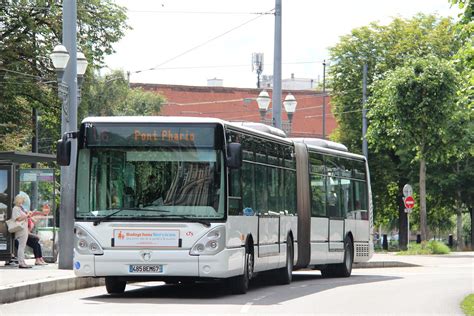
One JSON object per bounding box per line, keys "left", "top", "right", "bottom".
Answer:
{"left": 322, "top": 238, "right": 353, "bottom": 278}
{"left": 229, "top": 248, "right": 253, "bottom": 294}
{"left": 275, "top": 236, "right": 293, "bottom": 285}
{"left": 105, "top": 277, "right": 126, "bottom": 294}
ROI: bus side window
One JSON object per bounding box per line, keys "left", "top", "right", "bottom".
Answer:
{"left": 241, "top": 134, "right": 256, "bottom": 216}
{"left": 327, "top": 177, "right": 341, "bottom": 218}
{"left": 353, "top": 180, "right": 368, "bottom": 220}
{"left": 310, "top": 174, "right": 326, "bottom": 217}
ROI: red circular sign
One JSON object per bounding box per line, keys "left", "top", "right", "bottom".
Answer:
{"left": 404, "top": 196, "right": 415, "bottom": 209}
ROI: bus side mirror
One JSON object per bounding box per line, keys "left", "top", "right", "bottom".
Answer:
{"left": 227, "top": 142, "right": 242, "bottom": 169}
{"left": 57, "top": 135, "right": 72, "bottom": 166}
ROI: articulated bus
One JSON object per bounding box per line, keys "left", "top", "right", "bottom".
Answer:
{"left": 57, "top": 117, "right": 373, "bottom": 295}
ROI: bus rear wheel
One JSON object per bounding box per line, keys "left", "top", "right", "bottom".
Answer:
{"left": 105, "top": 277, "right": 126, "bottom": 294}
{"left": 321, "top": 238, "right": 353, "bottom": 278}
{"left": 275, "top": 236, "right": 293, "bottom": 285}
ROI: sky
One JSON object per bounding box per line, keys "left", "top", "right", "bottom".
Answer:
{"left": 104, "top": 0, "right": 460, "bottom": 89}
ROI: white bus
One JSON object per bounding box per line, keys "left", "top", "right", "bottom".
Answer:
{"left": 57, "top": 117, "right": 373, "bottom": 295}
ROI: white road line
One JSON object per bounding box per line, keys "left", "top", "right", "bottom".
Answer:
{"left": 240, "top": 302, "right": 253, "bottom": 313}
{"left": 253, "top": 293, "right": 273, "bottom": 301}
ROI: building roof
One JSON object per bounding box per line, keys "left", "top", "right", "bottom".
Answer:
{"left": 134, "top": 83, "right": 337, "bottom": 138}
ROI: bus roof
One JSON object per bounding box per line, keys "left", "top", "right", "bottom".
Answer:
{"left": 80, "top": 117, "right": 364, "bottom": 160}
{"left": 227, "top": 122, "right": 287, "bottom": 138}
{"left": 291, "top": 138, "right": 348, "bottom": 152}
{"left": 82, "top": 116, "right": 226, "bottom": 124}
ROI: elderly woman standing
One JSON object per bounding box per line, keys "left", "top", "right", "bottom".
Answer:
{"left": 11, "top": 194, "right": 32, "bottom": 268}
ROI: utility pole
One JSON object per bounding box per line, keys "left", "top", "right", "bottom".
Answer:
{"left": 31, "top": 108, "right": 38, "bottom": 164}
{"left": 272, "top": 0, "right": 282, "bottom": 129}
{"left": 322, "top": 60, "right": 326, "bottom": 139}
{"left": 31, "top": 107, "right": 39, "bottom": 211}
{"left": 58, "top": 0, "right": 78, "bottom": 269}
{"left": 362, "top": 62, "right": 368, "bottom": 159}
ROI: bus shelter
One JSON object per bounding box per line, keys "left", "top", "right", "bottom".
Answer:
{"left": 0, "top": 152, "right": 57, "bottom": 263}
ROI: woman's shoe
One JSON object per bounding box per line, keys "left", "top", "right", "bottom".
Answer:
{"left": 35, "top": 262, "right": 48, "bottom": 266}
{"left": 19, "top": 265, "right": 32, "bottom": 269}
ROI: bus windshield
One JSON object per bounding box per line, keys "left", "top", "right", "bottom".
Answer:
{"left": 76, "top": 147, "right": 225, "bottom": 221}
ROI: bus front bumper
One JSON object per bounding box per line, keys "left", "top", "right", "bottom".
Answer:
{"left": 73, "top": 247, "right": 245, "bottom": 279}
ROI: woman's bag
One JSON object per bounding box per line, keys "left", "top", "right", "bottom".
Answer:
{"left": 6, "top": 218, "right": 25, "bottom": 233}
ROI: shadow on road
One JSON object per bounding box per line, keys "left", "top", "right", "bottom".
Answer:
{"left": 82, "top": 271, "right": 401, "bottom": 306}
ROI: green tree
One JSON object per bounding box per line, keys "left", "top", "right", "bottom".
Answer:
{"left": 449, "top": 0, "right": 474, "bottom": 249}
{"left": 0, "top": 0, "right": 129, "bottom": 153}
{"left": 79, "top": 70, "right": 165, "bottom": 120}
{"left": 328, "top": 14, "right": 462, "bottom": 249}
{"left": 367, "top": 56, "right": 459, "bottom": 241}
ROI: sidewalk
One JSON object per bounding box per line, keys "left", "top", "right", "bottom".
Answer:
{"left": 0, "top": 252, "right": 471, "bottom": 304}
{"left": 0, "top": 259, "right": 103, "bottom": 304}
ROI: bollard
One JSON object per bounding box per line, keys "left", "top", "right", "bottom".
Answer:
{"left": 448, "top": 234, "right": 453, "bottom": 248}
{"left": 382, "top": 234, "right": 388, "bottom": 250}
{"left": 416, "top": 234, "right": 421, "bottom": 244}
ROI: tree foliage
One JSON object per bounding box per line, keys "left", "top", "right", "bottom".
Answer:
{"left": 79, "top": 70, "right": 165, "bottom": 120}
{"left": 0, "top": 0, "right": 129, "bottom": 153}
{"left": 329, "top": 14, "right": 459, "bottom": 151}
{"left": 367, "top": 56, "right": 459, "bottom": 162}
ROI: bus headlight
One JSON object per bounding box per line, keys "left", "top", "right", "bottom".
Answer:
{"left": 190, "top": 226, "right": 225, "bottom": 256}
{"left": 74, "top": 225, "right": 104, "bottom": 255}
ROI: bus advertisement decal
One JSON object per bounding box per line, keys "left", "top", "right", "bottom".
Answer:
{"left": 113, "top": 229, "right": 180, "bottom": 248}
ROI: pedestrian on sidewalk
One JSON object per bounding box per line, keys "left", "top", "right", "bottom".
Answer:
{"left": 11, "top": 194, "right": 32, "bottom": 269}
{"left": 17, "top": 191, "right": 48, "bottom": 266}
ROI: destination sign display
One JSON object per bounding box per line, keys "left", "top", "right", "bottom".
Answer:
{"left": 84, "top": 123, "right": 217, "bottom": 148}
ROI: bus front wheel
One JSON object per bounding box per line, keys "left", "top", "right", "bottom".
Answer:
{"left": 228, "top": 249, "right": 253, "bottom": 294}
{"left": 105, "top": 277, "right": 126, "bottom": 294}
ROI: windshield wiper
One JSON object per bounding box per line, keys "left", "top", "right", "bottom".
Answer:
{"left": 93, "top": 207, "right": 170, "bottom": 226}
{"left": 171, "top": 215, "right": 211, "bottom": 227}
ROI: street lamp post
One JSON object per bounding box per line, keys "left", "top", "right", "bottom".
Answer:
{"left": 50, "top": 44, "right": 88, "bottom": 269}
{"left": 50, "top": 45, "right": 88, "bottom": 122}
{"left": 256, "top": 90, "right": 297, "bottom": 135}
{"left": 256, "top": 90, "right": 271, "bottom": 123}
{"left": 283, "top": 93, "right": 297, "bottom": 135}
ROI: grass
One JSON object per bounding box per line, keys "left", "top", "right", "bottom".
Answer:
{"left": 461, "top": 294, "right": 474, "bottom": 316}
{"left": 397, "top": 240, "right": 451, "bottom": 255}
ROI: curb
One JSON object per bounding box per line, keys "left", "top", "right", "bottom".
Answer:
{"left": 353, "top": 261, "right": 419, "bottom": 269}
{"left": 0, "top": 277, "right": 104, "bottom": 305}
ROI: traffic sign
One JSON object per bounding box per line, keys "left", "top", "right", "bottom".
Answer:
{"left": 404, "top": 196, "right": 415, "bottom": 209}
{"left": 403, "top": 184, "right": 413, "bottom": 197}
{"left": 404, "top": 208, "right": 413, "bottom": 214}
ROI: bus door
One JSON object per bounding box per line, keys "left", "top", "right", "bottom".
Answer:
{"left": 0, "top": 164, "right": 14, "bottom": 261}
{"left": 327, "top": 176, "right": 344, "bottom": 260}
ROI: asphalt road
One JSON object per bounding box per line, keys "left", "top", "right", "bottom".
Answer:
{"left": 1, "top": 255, "right": 472, "bottom": 315}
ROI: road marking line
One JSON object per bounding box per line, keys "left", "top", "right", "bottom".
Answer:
{"left": 240, "top": 302, "right": 253, "bottom": 313}
{"left": 253, "top": 293, "right": 272, "bottom": 301}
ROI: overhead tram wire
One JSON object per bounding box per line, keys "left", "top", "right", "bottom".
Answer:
{"left": 131, "top": 8, "right": 274, "bottom": 76}
{"left": 126, "top": 10, "right": 273, "bottom": 15}
{"left": 133, "top": 60, "right": 329, "bottom": 71}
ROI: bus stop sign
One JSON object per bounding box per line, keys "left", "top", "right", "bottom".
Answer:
{"left": 404, "top": 196, "right": 415, "bottom": 209}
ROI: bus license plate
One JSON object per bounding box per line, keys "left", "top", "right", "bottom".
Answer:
{"left": 129, "top": 265, "right": 163, "bottom": 273}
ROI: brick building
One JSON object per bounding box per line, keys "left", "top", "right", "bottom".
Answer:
{"left": 135, "top": 83, "right": 337, "bottom": 138}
